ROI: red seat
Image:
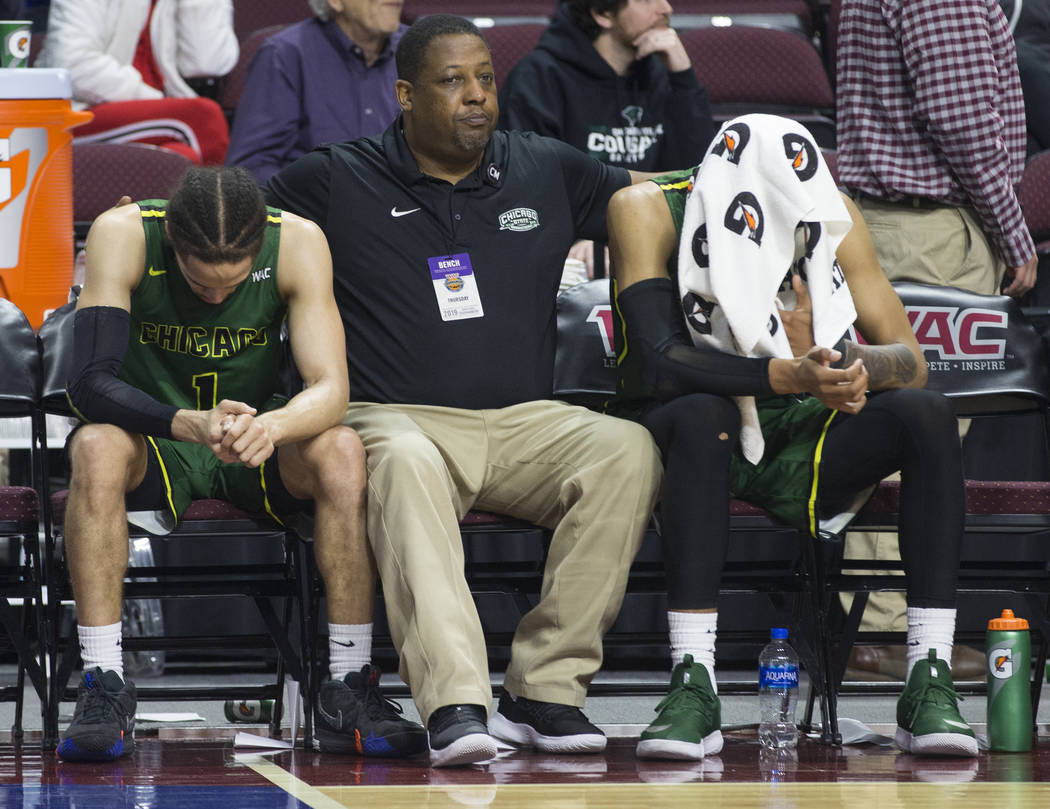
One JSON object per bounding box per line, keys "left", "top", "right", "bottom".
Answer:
{"left": 403, "top": 1, "right": 555, "bottom": 21}
{"left": 1019, "top": 151, "right": 1050, "bottom": 248}
{"left": 484, "top": 22, "right": 545, "bottom": 85}
{"left": 233, "top": 0, "right": 311, "bottom": 42}
{"left": 681, "top": 25, "right": 832, "bottom": 108}
{"left": 73, "top": 143, "right": 194, "bottom": 241}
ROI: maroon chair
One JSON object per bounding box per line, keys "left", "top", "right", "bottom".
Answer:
{"left": 1018, "top": 151, "right": 1050, "bottom": 306}
{"left": 673, "top": 0, "right": 814, "bottom": 32}
{"left": 73, "top": 143, "right": 194, "bottom": 244}
{"left": 0, "top": 299, "right": 48, "bottom": 743}
{"left": 484, "top": 22, "right": 545, "bottom": 85}
{"left": 220, "top": 23, "right": 291, "bottom": 119}
{"left": 233, "top": 0, "right": 311, "bottom": 42}
{"left": 1018, "top": 151, "right": 1050, "bottom": 249}
{"left": 402, "top": 0, "right": 556, "bottom": 21}
{"left": 681, "top": 25, "right": 833, "bottom": 107}
{"left": 680, "top": 25, "right": 835, "bottom": 145}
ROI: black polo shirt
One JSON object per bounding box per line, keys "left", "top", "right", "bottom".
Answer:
{"left": 265, "top": 121, "right": 630, "bottom": 409}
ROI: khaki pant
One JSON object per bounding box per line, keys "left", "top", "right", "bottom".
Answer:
{"left": 343, "top": 400, "right": 661, "bottom": 725}
{"left": 842, "top": 199, "right": 1004, "bottom": 630}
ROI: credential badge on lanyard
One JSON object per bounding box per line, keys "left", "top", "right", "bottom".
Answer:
{"left": 427, "top": 253, "right": 484, "bottom": 321}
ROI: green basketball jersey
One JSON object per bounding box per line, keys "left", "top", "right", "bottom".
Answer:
{"left": 119, "top": 201, "right": 286, "bottom": 412}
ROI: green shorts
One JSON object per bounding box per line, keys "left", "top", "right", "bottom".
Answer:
{"left": 728, "top": 395, "right": 838, "bottom": 537}
{"left": 127, "top": 437, "right": 311, "bottom": 531}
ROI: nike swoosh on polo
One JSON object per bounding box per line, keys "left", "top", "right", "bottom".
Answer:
{"left": 148, "top": 266, "right": 166, "bottom": 276}
{"left": 390, "top": 206, "right": 421, "bottom": 217}
{"left": 331, "top": 639, "right": 355, "bottom": 647}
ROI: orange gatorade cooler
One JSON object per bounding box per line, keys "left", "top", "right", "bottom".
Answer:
{"left": 0, "top": 68, "right": 91, "bottom": 328}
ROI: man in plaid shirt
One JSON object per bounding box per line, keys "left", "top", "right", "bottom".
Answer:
{"left": 835, "top": 0, "right": 1037, "bottom": 683}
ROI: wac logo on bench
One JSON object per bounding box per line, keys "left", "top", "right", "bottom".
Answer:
{"left": 586, "top": 304, "right": 617, "bottom": 368}
{"left": 907, "top": 305, "right": 1009, "bottom": 372}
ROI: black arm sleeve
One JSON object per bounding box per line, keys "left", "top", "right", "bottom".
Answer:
{"left": 67, "top": 306, "right": 179, "bottom": 439}
{"left": 618, "top": 277, "right": 775, "bottom": 400}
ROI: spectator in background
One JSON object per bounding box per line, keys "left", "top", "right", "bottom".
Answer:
{"left": 37, "top": 0, "right": 237, "bottom": 164}
{"left": 227, "top": 0, "right": 405, "bottom": 185}
{"left": 835, "top": 0, "right": 1036, "bottom": 682}
{"left": 1001, "top": 0, "right": 1050, "bottom": 157}
{"left": 499, "top": 0, "right": 714, "bottom": 278}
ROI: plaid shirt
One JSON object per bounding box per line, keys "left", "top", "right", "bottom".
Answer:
{"left": 836, "top": 0, "right": 1035, "bottom": 267}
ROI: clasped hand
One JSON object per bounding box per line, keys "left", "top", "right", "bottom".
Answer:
{"left": 204, "top": 400, "right": 275, "bottom": 468}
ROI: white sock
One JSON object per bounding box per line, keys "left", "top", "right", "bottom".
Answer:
{"left": 329, "top": 622, "right": 372, "bottom": 680}
{"left": 78, "top": 622, "right": 124, "bottom": 680}
{"left": 906, "top": 607, "right": 956, "bottom": 675}
{"left": 668, "top": 610, "right": 718, "bottom": 693}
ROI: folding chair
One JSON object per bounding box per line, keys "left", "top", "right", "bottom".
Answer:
{"left": 818, "top": 282, "right": 1050, "bottom": 727}
{"left": 36, "top": 301, "right": 315, "bottom": 749}
{"left": 553, "top": 279, "right": 841, "bottom": 740}
{"left": 679, "top": 25, "right": 836, "bottom": 147}
{"left": 0, "top": 299, "right": 48, "bottom": 741}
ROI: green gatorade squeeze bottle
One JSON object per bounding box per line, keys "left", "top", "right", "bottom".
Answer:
{"left": 986, "top": 609, "right": 1032, "bottom": 752}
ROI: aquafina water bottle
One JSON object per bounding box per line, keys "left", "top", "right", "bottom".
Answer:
{"left": 758, "top": 627, "right": 799, "bottom": 749}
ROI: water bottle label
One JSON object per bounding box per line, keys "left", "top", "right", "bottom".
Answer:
{"left": 760, "top": 665, "right": 799, "bottom": 688}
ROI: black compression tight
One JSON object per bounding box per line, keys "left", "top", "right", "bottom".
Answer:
{"left": 644, "top": 388, "right": 963, "bottom": 611}
{"left": 643, "top": 393, "right": 741, "bottom": 611}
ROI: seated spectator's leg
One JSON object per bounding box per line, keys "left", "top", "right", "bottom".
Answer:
{"left": 342, "top": 403, "right": 491, "bottom": 725}
{"left": 275, "top": 424, "right": 427, "bottom": 757}
{"left": 634, "top": 393, "right": 737, "bottom": 761}
{"left": 59, "top": 423, "right": 146, "bottom": 761}
{"left": 819, "top": 388, "right": 976, "bottom": 757}
{"left": 75, "top": 98, "right": 230, "bottom": 164}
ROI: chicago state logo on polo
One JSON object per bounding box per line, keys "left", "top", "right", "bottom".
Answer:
{"left": 499, "top": 207, "right": 539, "bottom": 231}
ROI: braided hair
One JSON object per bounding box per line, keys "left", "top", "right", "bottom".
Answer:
{"left": 165, "top": 166, "right": 267, "bottom": 266}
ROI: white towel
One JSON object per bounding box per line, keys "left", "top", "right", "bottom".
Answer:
{"left": 677, "top": 114, "right": 856, "bottom": 463}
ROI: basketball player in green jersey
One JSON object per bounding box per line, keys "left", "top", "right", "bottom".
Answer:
{"left": 58, "top": 167, "right": 425, "bottom": 762}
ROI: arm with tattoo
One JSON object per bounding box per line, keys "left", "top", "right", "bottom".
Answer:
{"left": 841, "top": 340, "right": 922, "bottom": 390}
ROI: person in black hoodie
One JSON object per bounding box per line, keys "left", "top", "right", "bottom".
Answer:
{"left": 500, "top": 0, "right": 713, "bottom": 171}
{"left": 500, "top": 0, "right": 714, "bottom": 276}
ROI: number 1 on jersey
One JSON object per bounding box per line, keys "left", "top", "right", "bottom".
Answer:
{"left": 192, "top": 372, "right": 218, "bottom": 409}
